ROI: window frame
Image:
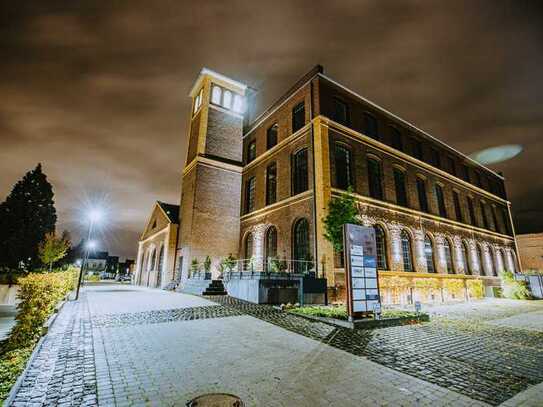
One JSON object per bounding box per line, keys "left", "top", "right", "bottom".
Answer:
{"left": 367, "top": 157, "right": 383, "bottom": 200}
{"left": 416, "top": 176, "right": 429, "bottom": 213}
{"left": 266, "top": 163, "right": 277, "bottom": 206}
{"left": 292, "top": 148, "right": 309, "bottom": 195}
{"left": 247, "top": 139, "right": 257, "bottom": 163}
{"left": 435, "top": 183, "right": 447, "bottom": 218}
{"left": 245, "top": 176, "right": 256, "bottom": 214}
{"left": 266, "top": 123, "right": 278, "bottom": 150}
{"left": 334, "top": 143, "right": 353, "bottom": 190}
{"left": 292, "top": 101, "right": 306, "bottom": 133}
{"left": 393, "top": 167, "right": 408, "bottom": 207}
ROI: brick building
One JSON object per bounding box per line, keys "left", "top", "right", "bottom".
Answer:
{"left": 135, "top": 66, "right": 521, "bottom": 304}
{"left": 516, "top": 233, "right": 543, "bottom": 272}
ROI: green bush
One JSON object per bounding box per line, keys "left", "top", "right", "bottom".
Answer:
{"left": 501, "top": 270, "right": 531, "bottom": 300}
{"left": 0, "top": 346, "right": 33, "bottom": 402}
{"left": 3, "top": 269, "right": 76, "bottom": 351}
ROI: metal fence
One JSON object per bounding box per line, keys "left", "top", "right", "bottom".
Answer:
{"left": 516, "top": 273, "right": 543, "bottom": 299}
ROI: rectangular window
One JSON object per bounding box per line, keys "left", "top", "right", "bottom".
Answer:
{"left": 391, "top": 127, "right": 403, "bottom": 152}
{"left": 332, "top": 98, "right": 349, "bottom": 125}
{"left": 413, "top": 140, "right": 423, "bottom": 160}
{"left": 467, "top": 197, "right": 476, "bottom": 225}
{"left": 416, "top": 178, "right": 428, "bottom": 212}
{"left": 491, "top": 205, "right": 500, "bottom": 232}
{"left": 247, "top": 140, "right": 256, "bottom": 163}
{"left": 462, "top": 165, "right": 470, "bottom": 182}
{"left": 367, "top": 158, "right": 383, "bottom": 200}
{"left": 501, "top": 207, "right": 512, "bottom": 235}
{"left": 393, "top": 169, "right": 407, "bottom": 207}
{"left": 292, "top": 148, "right": 308, "bottom": 195}
{"left": 480, "top": 202, "right": 489, "bottom": 229}
{"left": 292, "top": 102, "right": 305, "bottom": 133}
{"left": 245, "top": 177, "right": 256, "bottom": 214}
{"left": 453, "top": 191, "right": 463, "bottom": 222}
{"left": 435, "top": 184, "right": 447, "bottom": 218}
{"left": 363, "top": 113, "right": 378, "bottom": 139}
{"left": 334, "top": 144, "right": 353, "bottom": 190}
{"left": 266, "top": 124, "right": 278, "bottom": 150}
{"left": 448, "top": 157, "right": 456, "bottom": 176}
{"left": 266, "top": 163, "right": 277, "bottom": 206}
{"left": 431, "top": 148, "right": 441, "bottom": 169}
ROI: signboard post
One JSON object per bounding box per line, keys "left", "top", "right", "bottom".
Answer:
{"left": 343, "top": 224, "right": 381, "bottom": 320}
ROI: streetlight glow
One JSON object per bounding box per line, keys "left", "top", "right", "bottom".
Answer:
{"left": 88, "top": 208, "right": 103, "bottom": 223}
{"left": 87, "top": 240, "right": 97, "bottom": 250}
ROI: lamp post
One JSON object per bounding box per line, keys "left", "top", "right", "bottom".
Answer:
{"left": 75, "top": 209, "right": 101, "bottom": 300}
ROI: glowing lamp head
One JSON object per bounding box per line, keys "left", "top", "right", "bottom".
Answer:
{"left": 88, "top": 209, "right": 102, "bottom": 223}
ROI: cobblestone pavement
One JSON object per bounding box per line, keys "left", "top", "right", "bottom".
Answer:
{"left": 10, "top": 296, "right": 97, "bottom": 406}
{"left": 8, "top": 284, "right": 543, "bottom": 406}
{"left": 210, "top": 296, "right": 543, "bottom": 406}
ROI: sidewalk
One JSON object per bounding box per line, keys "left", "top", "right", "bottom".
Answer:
{"left": 7, "top": 283, "right": 542, "bottom": 406}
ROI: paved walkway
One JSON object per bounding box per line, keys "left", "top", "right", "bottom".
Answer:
{"left": 7, "top": 284, "right": 543, "bottom": 406}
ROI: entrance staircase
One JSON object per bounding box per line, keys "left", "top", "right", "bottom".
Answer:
{"left": 202, "top": 280, "right": 227, "bottom": 296}
{"left": 178, "top": 279, "right": 227, "bottom": 296}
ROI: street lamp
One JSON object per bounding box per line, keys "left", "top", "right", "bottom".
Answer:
{"left": 75, "top": 209, "right": 102, "bottom": 300}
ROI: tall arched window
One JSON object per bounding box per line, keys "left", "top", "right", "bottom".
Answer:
{"left": 443, "top": 239, "right": 454, "bottom": 274}
{"left": 400, "top": 230, "right": 413, "bottom": 272}
{"left": 462, "top": 241, "right": 471, "bottom": 275}
{"left": 223, "top": 90, "right": 232, "bottom": 109}
{"left": 292, "top": 148, "right": 308, "bottom": 195}
{"left": 477, "top": 244, "right": 485, "bottom": 276}
{"left": 496, "top": 249, "right": 504, "bottom": 274}
{"left": 367, "top": 158, "right": 383, "bottom": 200}
{"left": 374, "top": 225, "right": 387, "bottom": 270}
{"left": 293, "top": 218, "right": 310, "bottom": 272}
{"left": 244, "top": 232, "right": 253, "bottom": 259}
{"left": 335, "top": 143, "right": 353, "bottom": 190}
{"left": 158, "top": 244, "right": 165, "bottom": 272}
{"left": 424, "top": 235, "right": 435, "bottom": 273}
{"left": 265, "top": 226, "right": 278, "bottom": 263}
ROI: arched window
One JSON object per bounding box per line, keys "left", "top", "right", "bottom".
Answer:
{"left": 462, "top": 241, "right": 471, "bottom": 275}
{"left": 367, "top": 158, "right": 383, "bottom": 200}
{"left": 335, "top": 143, "right": 353, "bottom": 190}
{"left": 496, "top": 249, "right": 505, "bottom": 274}
{"left": 223, "top": 90, "right": 232, "bottom": 109}
{"left": 293, "top": 218, "right": 310, "bottom": 272}
{"left": 267, "top": 124, "right": 278, "bottom": 150}
{"left": 211, "top": 85, "right": 222, "bottom": 105}
{"left": 477, "top": 244, "right": 485, "bottom": 276}
{"left": 292, "top": 148, "right": 308, "bottom": 195}
{"left": 424, "top": 235, "right": 435, "bottom": 273}
{"left": 374, "top": 225, "right": 387, "bottom": 270}
{"left": 400, "top": 230, "right": 413, "bottom": 272}
{"left": 158, "top": 245, "right": 165, "bottom": 272}
{"left": 265, "top": 226, "right": 278, "bottom": 263}
{"left": 233, "top": 94, "right": 243, "bottom": 113}
{"left": 266, "top": 163, "right": 277, "bottom": 205}
{"left": 244, "top": 232, "right": 253, "bottom": 259}
{"left": 443, "top": 239, "right": 454, "bottom": 274}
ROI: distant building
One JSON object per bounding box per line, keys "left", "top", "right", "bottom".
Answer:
{"left": 118, "top": 259, "right": 135, "bottom": 275}
{"left": 86, "top": 251, "right": 108, "bottom": 275}
{"left": 516, "top": 233, "right": 543, "bottom": 272}
{"left": 135, "top": 66, "right": 521, "bottom": 305}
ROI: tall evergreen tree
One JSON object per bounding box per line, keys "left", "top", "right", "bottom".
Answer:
{"left": 0, "top": 164, "right": 57, "bottom": 270}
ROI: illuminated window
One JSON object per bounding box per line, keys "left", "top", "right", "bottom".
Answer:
{"left": 211, "top": 85, "right": 222, "bottom": 105}
{"left": 265, "top": 227, "right": 277, "bottom": 265}
{"left": 193, "top": 88, "right": 203, "bottom": 114}
{"left": 401, "top": 230, "right": 413, "bottom": 272}
{"left": 444, "top": 239, "right": 454, "bottom": 274}
{"left": 424, "top": 235, "right": 435, "bottom": 273}
{"left": 374, "top": 225, "right": 387, "bottom": 270}
{"left": 223, "top": 90, "right": 232, "bottom": 109}
{"left": 335, "top": 144, "right": 353, "bottom": 190}
{"left": 233, "top": 94, "right": 243, "bottom": 113}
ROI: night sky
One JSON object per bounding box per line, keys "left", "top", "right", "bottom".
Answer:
{"left": 1, "top": 1, "right": 542, "bottom": 260}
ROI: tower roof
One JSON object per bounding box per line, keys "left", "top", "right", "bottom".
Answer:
{"left": 189, "top": 67, "right": 247, "bottom": 97}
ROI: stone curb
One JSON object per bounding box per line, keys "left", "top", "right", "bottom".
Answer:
{"left": 3, "top": 295, "right": 70, "bottom": 407}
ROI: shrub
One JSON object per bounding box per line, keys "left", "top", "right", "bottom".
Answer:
{"left": 0, "top": 346, "right": 33, "bottom": 402}
{"left": 501, "top": 270, "right": 531, "bottom": 300}
{"left": 3, "top": 269, "right": 76, "bottom": 351}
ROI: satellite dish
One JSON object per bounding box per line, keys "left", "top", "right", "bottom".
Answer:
{"left": 469, "top": 144, "right": 522, "bottom": 165}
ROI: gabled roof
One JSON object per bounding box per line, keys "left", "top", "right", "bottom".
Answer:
{"left": 157, "top": 201, "right": 179, "bottom": 224}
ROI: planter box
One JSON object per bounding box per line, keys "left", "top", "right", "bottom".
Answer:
{"left": 289, "top": 311, "right": 429, "bottom": 330}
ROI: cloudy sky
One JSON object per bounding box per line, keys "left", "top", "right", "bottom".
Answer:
{"left": 1, "top": 1, "right": 542, "bottom": 259}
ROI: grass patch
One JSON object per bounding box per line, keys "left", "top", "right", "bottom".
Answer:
{"left": 288, "top": 305, "right": 425, "bottom": 320}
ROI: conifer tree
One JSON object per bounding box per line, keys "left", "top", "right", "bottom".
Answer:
{"left": 0, "top": 164, "right": 57, "bottom": 270}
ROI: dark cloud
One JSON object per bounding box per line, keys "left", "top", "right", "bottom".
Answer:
{"left": 1, "top": 0, "right": 542, "bottom": 259}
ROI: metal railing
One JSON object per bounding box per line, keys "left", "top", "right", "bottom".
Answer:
{"left": 221, "top": 258, "right": 314, "bottom": 280}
